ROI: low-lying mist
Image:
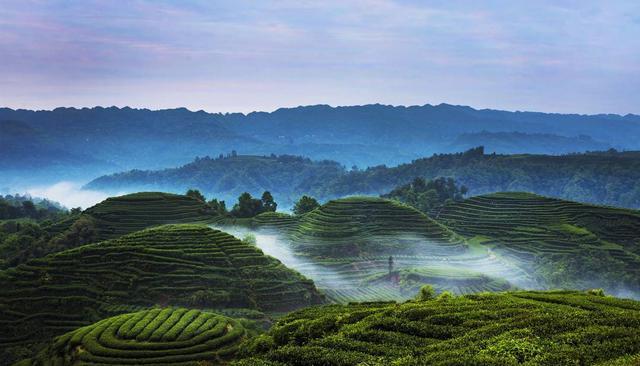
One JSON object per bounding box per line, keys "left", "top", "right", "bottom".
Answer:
{"left": 211, "top": 225, "right": 352, "bottom": 288}
{"left": 24, "top": 181, "right": 117, "bottom": 209}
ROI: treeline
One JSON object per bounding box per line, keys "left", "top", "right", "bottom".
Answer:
{"left": 86, "top": 153, "right": 345, "bottom": 208}
{"left": 0, "top": 194, "right": 68, "bottom": 221}
{"left": 381, "top": 177, "right": 467, "bottom": 214}
{"left": 186, "top": 189, "right": 320, "bottom": 217}
{"left": 312, "top": 147, "right": 640, "bottom": 209}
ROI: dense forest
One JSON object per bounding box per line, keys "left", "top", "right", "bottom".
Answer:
{"left": 86, "top": 154, "right": 346, "bottom": 207}
{"left": 87, "top": 148, "right": 640, "bottom": 209}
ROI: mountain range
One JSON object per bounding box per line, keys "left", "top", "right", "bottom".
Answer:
{"left": 2, "top": 103, "right": 639, "bottom": 188}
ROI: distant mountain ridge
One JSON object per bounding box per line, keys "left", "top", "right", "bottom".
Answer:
{"left": 2, "top": 103, "right": 640, "bottom": 187}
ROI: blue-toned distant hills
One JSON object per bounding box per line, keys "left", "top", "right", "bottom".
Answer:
{"left": 1, "top": 103, "right": 639, "bottom": 187}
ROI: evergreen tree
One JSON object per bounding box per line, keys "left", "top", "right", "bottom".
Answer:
{"left": 185, "top": 189, "right": 206, "bottom": 202}
{"left": 293, "top": 195, "right": 320, "bottom": 215}
{"left": 261, "top": 191, "right": 277, "bottom": 212}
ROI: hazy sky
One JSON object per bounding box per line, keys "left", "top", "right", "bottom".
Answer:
{"left": 1, "top": 0, "right": 639, "bottom": 114}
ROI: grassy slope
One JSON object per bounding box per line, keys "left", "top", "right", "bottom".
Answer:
{"left": 235, "top": 291, "right": 640, "bottom": 366}
{"left": 289, "top": 196, "right": 466, "bottom": 257}
{"left": 435, "top": 192, "right": 640, "bottom": 291}
{"left": 82, "top": 192, "right": 216, "bottom": 241}
{"left": 247, "top": 197, "right": 528, "bottom": 303}
{"left": 0, "top": 224, "right": 323, "bottom": 356}
{"left": 21, "top": 308, "right": 248, "bottom": 366}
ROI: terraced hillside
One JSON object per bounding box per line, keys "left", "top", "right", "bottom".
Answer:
{"left": 235, "top": 291, "right": 640, "bottom": 366}
{"left": 436, "top": 192, "right": 640, "bottom": 293}
{"left": 21, "top": 308, "right": 248, "bottom": 366}
{"left": 82, "top": 192, "right": 215, "bottom": 241}
{"left": 0, "top": 225, "right": 322, "bottom": 361}
{"left": 289, "top": 197, "right": 466, "bottom": 257}
{"left": 231, "top": 197, "right": 532, "bottom": 303}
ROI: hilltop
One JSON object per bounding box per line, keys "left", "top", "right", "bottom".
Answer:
{"left": 0, "top": 192, "right": 220, "bottom": 269}
{"left": 436, "top": 192, "right": 640, "bottom": 295}
{"left": 21, "top": 308, "right": 250, "bottom": 365}
{"left": 243, "top": 196, "right": 527, "bottom": 303}
{"left": 0, "top": 224, "right": 323, "bottom": 362}
{"left": 82, "top": 191, "right": 217, "bottom": 241}
{"left": 235, "top": 290, "right": 640, "bottom": 366}
{"left": 288, "top": 196, "right": 464, "bottom": 257}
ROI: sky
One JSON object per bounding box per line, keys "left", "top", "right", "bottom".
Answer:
{"left": 0, "top": 0, "right": 639, "bottom": 114}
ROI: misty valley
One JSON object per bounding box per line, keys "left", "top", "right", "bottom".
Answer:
{"left": 2, "top": 164, "right": 640, "bottom": 365}
{"left": 5, "top": 0, "right": 640, "bottom": 364}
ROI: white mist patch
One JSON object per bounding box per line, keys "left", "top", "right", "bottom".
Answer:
{"left": 211, "top": 225, "right": 351, "bottom": 287}
{"left": 26, "top": 181, "right": 112, "bottom": 209}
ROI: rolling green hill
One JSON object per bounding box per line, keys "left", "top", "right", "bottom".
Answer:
{"left": 234, "top": 290, "right": 640, "bottom": 366}
{"left": 82, "top": 192, "right": 216, "bottom": 241}
{"left": 0, "top": 192, "right": 219, "bottom": 270}
{"left": 0, "top": 225, "right": 322, "bottom": 362}
{"left": 289, "top": 197, "right": 466, "bottom": 257}
{"left": 436, "top": 192, "right": 640, "bottom": 293}
{"left": 241, "top": 197, "right": 530, "bottom": 304}
{"left": 20, "top": 308, "right": 248, "bottom": 366}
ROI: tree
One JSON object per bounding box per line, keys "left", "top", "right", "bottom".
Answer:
{"left": 21, "top": 201, "right": 37, "bottom": 218}
{"left": 293, "top": 195, "right": 320, "bottom": 215}
{"left": 381, "top": 177, "right": 468, "bottom": 214}
{"left": 185, "top": 189, "right": 206, "bottom": 202}
{"left": 261, "top": 191, "right": 277, "bottom": 212}
{"left": 416, "top": 284, "right": 435, "bottom": 301}
{"left": 208, "top": 198, "right": 227, "bottom": 215}
{"left": 231, "top": 192, "right": 263, "bottom": 218}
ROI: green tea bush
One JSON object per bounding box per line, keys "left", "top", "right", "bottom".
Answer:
{"left": 27, "top": 308, "right": 247, "bottom": 365}
{"left": 234, "top": 290, "right": 640, "bottom": 366}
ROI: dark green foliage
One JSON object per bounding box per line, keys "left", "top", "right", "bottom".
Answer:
{"left": 0, "top": 224, "right": 324, "bottom": 360}
{"left": 317, "top": 148, "right": 640, "bottom": 209}
{"left": 185, "top": 189, "right": 206, "bottom": 202}
{"left": 382, "top": 177, "right": 467, "bottom": 214}
{"left": 293, "top": 195, "right": 320, "bottom": 216}
{"left": 231, "top": 191, "right": 278, "bottom": 218}
{"left": 232, "top": 192, "right": 264, "bottom": 218}
{"left": 261, "top": 191, "right": 277, "bottom": 212}
{"left": 81, "top": 192, "right": 216, "bottom": 241}
{"left": 288, "top": 197, "right": 465, "bottom": 257}
{"left": 0, "top": 192, "right": 221, "bottom": 269}
{"left": 208, "top": 198, "right": 228, "bottom": 215}
{"left": 87, "top": 154, "right": 345, "bottom": 208}
{"left": 436, "top": 192, "right": 640, "bottom": 295}
{"left": 0, "top": 194, "right": 65, "bottom": 221}
{"left": 26, "top": 308, "right": 248, "bottom": 365}
{"left": 234, "top": 291, "right": 640, "bottom": 366}
{"left": 416, "top": 285, "right": 435, "bottom": 301}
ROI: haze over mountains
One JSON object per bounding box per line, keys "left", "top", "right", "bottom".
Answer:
{"left": 3, "top": 102, "right": 640, "bottom": 208}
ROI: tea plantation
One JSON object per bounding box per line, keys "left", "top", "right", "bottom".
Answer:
{"left": 82, "top": 192, "right": 216, "bottom": 241}
{"left": 234, "top": 290, "right": 640, "bottom": 366}
{"left": 436, "top": 192, "right": 640, "bottom": 292}
{"left": 19, "top": 308, "right": 248, "bottom": 365}
{"left": 234, "top": 196, "right": 532, "bottom": 303}
{"left": 288, "top": 197, "right": 467, "bottom": 257}
{"left": 0, "top": 224, "right": 323, "bottom": 361}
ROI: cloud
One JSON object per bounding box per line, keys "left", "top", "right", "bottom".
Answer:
{"left": 26, "top": 181, "right": 110, "bottom": 209}
{"left": 0, "top": 0, "right": 639, "bottom": 114}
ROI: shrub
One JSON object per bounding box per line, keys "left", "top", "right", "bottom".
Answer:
{"left": 416, "top": 285, "right": 435, "bottom": 301}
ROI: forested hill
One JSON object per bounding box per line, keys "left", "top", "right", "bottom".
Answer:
{"left": 86, "top": 148, "right": 640, "bottom": 209}
{"left": 2, "top": 104, "right": 640, "bottom": 187}
{"left": 85, "top": 154, "right": 346, "bottom": 207}
{"left": 316, "top": 148, "right": 640, "bottom": 209}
